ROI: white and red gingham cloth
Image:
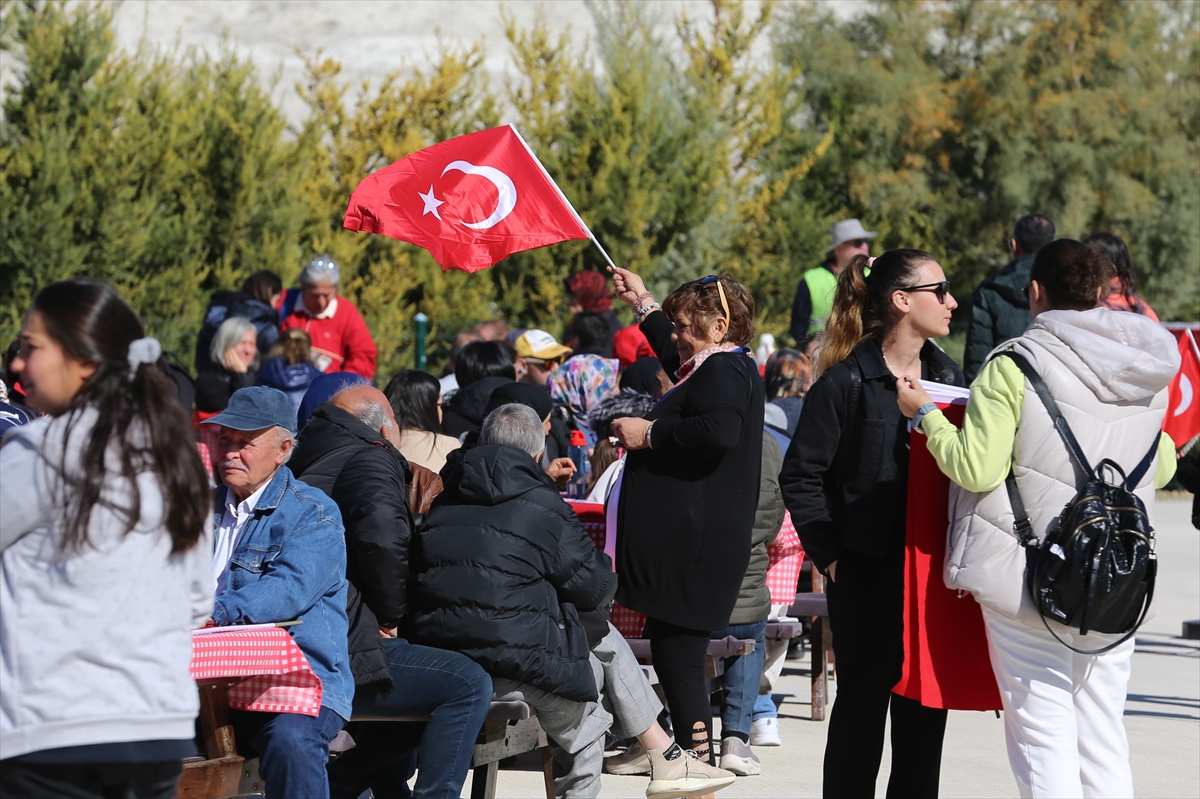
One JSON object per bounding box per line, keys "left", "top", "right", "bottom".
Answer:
{"left": 190, "top": 627, "right": 322, "bottom": 717}
{"left": 566, "top": 500, "right": 647, "bottom": 638}
{"left": 766, "top": 511, "right": 805, "bottom": 605}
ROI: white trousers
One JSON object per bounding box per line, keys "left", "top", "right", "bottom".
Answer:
{"left": 981, "top": 606, "right": 1135, "bottom": 798}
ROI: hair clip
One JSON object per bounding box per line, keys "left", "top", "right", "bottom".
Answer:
{"left": 867, "top": 256, "right": 876, "bottom": 268}
{"left": 608, "top": 436, "right": 620, "bottom": 446}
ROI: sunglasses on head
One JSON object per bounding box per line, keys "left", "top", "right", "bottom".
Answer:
{"left": 698, "top": 275, "right": 731, "bottom": 323}
{"left": 900, "top": 280, "right": 951, "bottom": 304}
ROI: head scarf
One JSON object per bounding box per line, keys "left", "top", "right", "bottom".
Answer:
{"left": 484, "top": 381, "right": 554, "bottom": 422}
{"left": 548, "top": 354, "right": 619, "bottom": 431}
{"left": 564, "top": 271, "right": 612, "bottom": 312}
{"left": 619, "top": 356, "right": 663, "bottom": 397}
{"left": 298, "top": 371, "right": 367, "bottom": 430}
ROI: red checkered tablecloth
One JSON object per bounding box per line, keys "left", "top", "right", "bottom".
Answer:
{"left": 766, "top": 511, "right": 805, "bottom": 606}
{"left": 566, "top": 500, "right": 647, "bottom": 638}
{"left": 191, "top": 628, "right": 322, "bottom": 717}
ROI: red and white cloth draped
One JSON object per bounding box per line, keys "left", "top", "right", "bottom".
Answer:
{"left": 765, "top": 511, "right": 805, "bottom": 607}
{"left": 191, "top": 627, "right": 322, "bottom": 717}
{"left": 567, "top": 499, "right": 647, "bottom": 638}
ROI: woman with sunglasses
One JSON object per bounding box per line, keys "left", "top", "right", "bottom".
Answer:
{"left": 779, "top": 249, "right": 964, "bottom": 798}
{"left": 606, "top": 267, "right": 760, "bottom": 789}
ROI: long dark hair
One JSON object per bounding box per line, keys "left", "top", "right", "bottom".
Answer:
{"left": 818, "top": 249, "right": 933, "bottom": 376}
{"left": 384, "top": 370, "right": 443, "bottom": 435}
{"left": 34, "top": 280, "right": 208, "bottom": 554}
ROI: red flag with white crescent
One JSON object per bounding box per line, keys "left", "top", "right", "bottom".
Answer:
{"left": 1164, "top": 329, "right": 1200, "bottom": 450}
{"left": 342, "top": 125, "right": 590, "bottom": 272}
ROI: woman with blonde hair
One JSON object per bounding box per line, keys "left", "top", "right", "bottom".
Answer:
{"left": 779, "top": 249, "right": 965, "bottom": 797}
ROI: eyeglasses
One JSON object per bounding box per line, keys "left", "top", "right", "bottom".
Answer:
{"left": 1022, "top": 283, "right": 1032, "bottom": 298}
{"left": 698, "top": 275, "right": 731, "bottom": 323}
{"left": 526, "top": 356, "right": 564, "bottom": 369}
{"left": 901, "top": 280, "right": 951, "bottom": 304}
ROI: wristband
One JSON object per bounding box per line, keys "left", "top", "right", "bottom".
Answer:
{"left": 912, "top": 402, "right": 938, "bottom": 432}
{"left": 632, "top": 291, "right": 654, "bottom": 309}
{"left": 645, "top": 420, "right": 656, "bottom": 449}
{"left": 636, "top": 302, "right": 661, "bottom": 322}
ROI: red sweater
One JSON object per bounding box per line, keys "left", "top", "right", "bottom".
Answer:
{"left": 281, "top": 290, "right": 378, "bottom": 379}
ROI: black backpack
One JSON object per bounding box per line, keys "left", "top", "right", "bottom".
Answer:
{"left": 1001, "top": 351, "right": 1159, "bottom": 654}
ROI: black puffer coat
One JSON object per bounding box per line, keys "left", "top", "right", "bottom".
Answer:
{"left": 291, "top": 403, "right": 413, "bottom": 696}
{"left": 406, "top": 445, "right": 616, "bottom": 702}
{"left": 963, "top": 254, "right": 1034, "bottom": 381}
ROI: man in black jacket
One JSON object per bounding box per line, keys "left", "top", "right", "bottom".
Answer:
{"left": 407, "top": 403, "right": 619, "bottom": 797}
{"left": 962, "top": 213, "right": 1055, "bottom": 380}
{"left": 291, "top": 384, "right": 492, "bottom": 799}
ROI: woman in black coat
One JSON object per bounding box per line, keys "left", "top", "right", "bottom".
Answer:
{"left": 778, "top": 249, "right": 965, "bottom": 798}
{"left": 608, "top": 267, "right": 764, "bottom": 769}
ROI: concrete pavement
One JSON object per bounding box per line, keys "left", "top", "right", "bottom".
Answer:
{"left": 462, "top": 495, "right": 1199, "bottom": 797}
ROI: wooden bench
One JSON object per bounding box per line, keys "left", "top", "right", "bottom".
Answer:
{"left": 789, "top": 579, "right": 832, "bottom": 721}
{"left": 178, "top": 690, "right": 554, "bottom": 799}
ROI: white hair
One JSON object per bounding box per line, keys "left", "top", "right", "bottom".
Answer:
{"left": 273, "top": 426, "right": 295, "bottom": 464}
{"left": 300, "top": 255, "right": 340, "bottom": 287}
{"left": 332, "top": 385, "right": 395, "bottom": 434}
{"left": 480, "top": 403, "right": 544, "bottom": 459}
{"left": 210, "top": 316, "right": 255, "bottom": 367}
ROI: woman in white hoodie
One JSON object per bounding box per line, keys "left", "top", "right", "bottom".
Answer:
{"left": 898, "top": 239, "right": 1179, "bottom": 798}
{"left": 0, "top": 280, "right": 213, "bottom": 798}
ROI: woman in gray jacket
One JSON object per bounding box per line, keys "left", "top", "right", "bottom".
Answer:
{"left": 899, "top": 240, "right": 1179, "bottom": 798}
{"left": 0, "top": 280, "right": 213, "bottom": 798}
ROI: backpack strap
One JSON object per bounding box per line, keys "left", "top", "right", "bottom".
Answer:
{"left": 1125, "top": 432, "right": 1162, "bottom": 490}
{"left": 999, "top": 351, "right": 1095, "bottom": 478}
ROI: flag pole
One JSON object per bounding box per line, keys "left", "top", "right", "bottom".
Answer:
{"left": 509, "top": 125, "right": 617, "bottom": 271}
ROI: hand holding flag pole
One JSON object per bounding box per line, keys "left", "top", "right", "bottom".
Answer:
{"left": 343, "top": 124, "right": 616, "bottom": 273}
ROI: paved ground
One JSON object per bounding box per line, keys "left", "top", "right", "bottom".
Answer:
{"left": 461, "top": 495, "right": 1199, "bottom": 797}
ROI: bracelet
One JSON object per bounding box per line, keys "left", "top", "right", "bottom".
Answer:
{"left": 636, "top": 302, "right": 661, "bottom": 322}
{"left": 912, "top": 402, "right": 938, "bottom": 432}
{"left": 631, "top": 291, "right": 654, "bottom": 309}
{"left": 645, "top": 420, "right": 656, "bottom": 449}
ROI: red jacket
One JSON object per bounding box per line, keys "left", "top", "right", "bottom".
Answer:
{"left": 281, "top": 290, "right": 378, "bottom": 379}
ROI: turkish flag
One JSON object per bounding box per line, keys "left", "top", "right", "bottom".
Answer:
{"left": 1164, "top": 330, "right": 1200, "bottom": 450}
{"left": 343, "top": 125, "right": 589, "bottom": 272}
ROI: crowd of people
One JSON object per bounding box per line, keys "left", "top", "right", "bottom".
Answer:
{"left": 0, "top": 213, "right": 1193, "bottom": 799}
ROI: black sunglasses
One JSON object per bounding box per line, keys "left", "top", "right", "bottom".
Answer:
{"left": 901, "top": 280, "right": 951, "bottom": 304}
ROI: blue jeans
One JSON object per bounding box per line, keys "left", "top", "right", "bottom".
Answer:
{"left": 233, "top": 705, "right": 346, "bottom": 799}
{"left": 326, "top": 638, "right": 492, "bottom": 799}
{"left": 753, "top": 692, "right": 777, "bottom": 720}
{"left": 711, "top": 619, "right": 768, "bottom": 738}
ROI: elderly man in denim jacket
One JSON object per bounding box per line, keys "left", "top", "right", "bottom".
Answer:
{"left": 203, "top": 387, "right": 353, "bottom": 799}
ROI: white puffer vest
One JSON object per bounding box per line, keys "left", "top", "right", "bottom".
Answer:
{"left": 944, "top": 308, "right": 1179, "bottom": 626}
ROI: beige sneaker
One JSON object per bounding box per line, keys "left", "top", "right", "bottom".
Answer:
{"left": 605, "top": 740, "right": 651, "bottom": 775}
{"left": 646, "top": 747, "right": 737, "bottom": 799}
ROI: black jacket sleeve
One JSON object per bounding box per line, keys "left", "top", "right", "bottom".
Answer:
{"left": 546, "top": 504, "right": 617, "bottom": 612}
{"left": 334, "top": 446, "right": 412, "bottom": 625}
{"left": 639, "top": 310, "right": 682, "bottom": 381}
{"left": 790, "top": 279, "right": 813, "bottom": 345}
{"left": 963, "top": 286, "right": 995, "bottom": 383}
{"left": 779, "top": 364, "right": 851, "bottom": 571}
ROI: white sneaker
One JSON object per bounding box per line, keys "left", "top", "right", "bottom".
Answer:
{"left": 718, "top": 737, "right": 761, "bottom": 776}
{"left": 749, "top": 717, "right": 781, "bottom": 746}
{"left": 646, "top": 747, "right": 737, "bottom": 799}
{"left": 605, "top": 739, "right": 651, "bottom": 775}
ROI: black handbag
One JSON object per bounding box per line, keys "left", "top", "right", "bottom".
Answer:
{"left": 1000, "top": 351, "right": 1159, "bottom": 655}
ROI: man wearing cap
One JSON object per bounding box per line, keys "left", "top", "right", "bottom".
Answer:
{"left": 281, "top": 255, "right": 378, "bottom": 379}
{"left": 203, "top": 386, "right": 353, "bottom": 799}
{"left": 789, "top": 219, "right": 878, "bottom": 345}
{"left": 514, "top": 329, "right": 574, "bottom": 389}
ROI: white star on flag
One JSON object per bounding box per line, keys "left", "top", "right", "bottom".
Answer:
{"left": 418, "top": 186, "right": 444, "bottom": 221}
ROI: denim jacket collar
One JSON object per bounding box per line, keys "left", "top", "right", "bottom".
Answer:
{"left": 212, "top": 465, "right": 291, "bottom": 519}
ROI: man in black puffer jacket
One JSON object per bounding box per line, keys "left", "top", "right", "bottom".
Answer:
{"left": 291, "top": 384, "right": 492, "bottom": 799}
{"left": 408, "top": 403, "right": 618, "bottom": 797}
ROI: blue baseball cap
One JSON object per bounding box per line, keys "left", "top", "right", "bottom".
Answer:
{"left": 202, "top": 386, "right": 296, "bottom": 432}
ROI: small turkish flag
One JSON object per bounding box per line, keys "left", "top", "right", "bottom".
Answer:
{"left": 343, "top": 125, "right": 589, "bottom": 272}
{"left": 1164, "top": 329, "right": 1200, "bottom": 450}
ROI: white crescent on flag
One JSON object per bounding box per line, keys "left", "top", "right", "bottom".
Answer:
{"left": 1174, "top": 373, "right": 1193, "bottom": 417}
{"left": 441, "top": 160, "right": 518, "bottom": 230}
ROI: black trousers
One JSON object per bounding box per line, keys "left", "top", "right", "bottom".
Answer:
{"left": 0, "top": 761, "right": 182, "bottom": 799}
{"left": 645, "top": 617, "right": 713, "bottom": 755}
{"left": 823, "top": 541, "right": 948, "bottom": 798}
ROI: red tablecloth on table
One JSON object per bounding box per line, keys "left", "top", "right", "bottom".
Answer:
{"left": 894, "top": 402, "right": 1002, "bottom": 712}
{"left": 191, "top": 627, "right": 322, "bottom": 717}
{"left": 766, "top": 511, "right": 804, "bottom": 606}
{"left": 567, "top": 500, "right": 647, "bottom": 638}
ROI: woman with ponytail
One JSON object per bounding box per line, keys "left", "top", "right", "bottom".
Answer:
{"left": 1, "top": 280, "right": 213, "bottom": 798}
{"left": 779, "top": 250, "right": 965, "bottom": 797}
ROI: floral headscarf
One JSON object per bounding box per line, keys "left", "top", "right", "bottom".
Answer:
{"left": 564, "top": 271, "right": 613, "bottom": 312}
{"left": 548, "top": 354, "right": 620, "bottom": 432}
